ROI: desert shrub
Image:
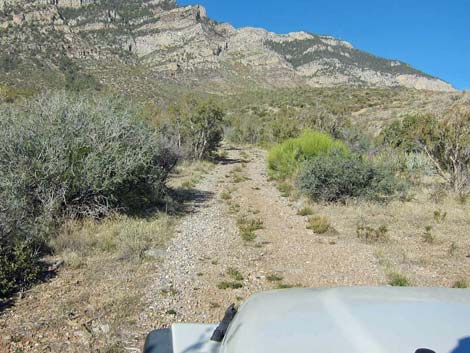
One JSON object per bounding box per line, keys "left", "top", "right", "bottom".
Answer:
{"left": 381, "top": 117, "right": 421, "bottom": 152}
{"left": 453, "top": 280, "right": 468, "bottom": 289}
{"left": 374, "top": 149, "right": 436, "bottom": 178}
{"left": 267, "top": 130, "right": 349, "bottom": 180}
{"left": 217, "top": 281, "right": 243, "bottom": 290}
{"left": 336, "top": 122, "right": 375, "bottom": 154}
{"left": 382, "top": 114, "right": 470, "bottom": 193}
{"left": 223, "top": 115, "right": 267, "bottom": 145}
{"left": 220, "top": 190, "right": 232, "bottom": 200}
{"left": 0, "top": 92, "right": 177, "bottom": 298}
{"left": 0, "top": 83, "right": 32, "bottom": 104}
{"left": 298, "top": 155, "right": 403, "bottom": 202}
{"left": 0, "top": 241, "right": 45, "bottom": 299}
{"left": 266, "top": 274, "right": 283, "bottom": 282}
{"left": 0, "top": 51, "right": 19, "bottom": 72}
{"left": 226, "top": 267, "right": 244, "bottom": 281}
{"left": 158, "top": 96, "right": 224, "bottom": 160}
{"left": 422, "top": 225, "right": 435, "bottom": 243}
{"left": 403, "top": 152, "right": 437, "bottom": 176}
{"left": 433, "top": 210, "right": 447, "bottom": 223}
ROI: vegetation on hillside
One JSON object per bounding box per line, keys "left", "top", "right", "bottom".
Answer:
{"left": 221, "top": 87, "right": 407, "bottom": 149}
{"left": 265, "top": 37, "right": 433, "bottom": 78}
{"left": 58, "top": 56, "right": 102, "bottom": 92}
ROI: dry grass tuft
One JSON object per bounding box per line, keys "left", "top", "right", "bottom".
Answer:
{"left": 170, "top": 160, "right": 214, "bottom": 189}
{"left": 388, "top": 272, "right": 411, "bottom": 287}
{"left": 356, "top": 224, "right": 388, "bottom": 243}
{"left": 453, "top": 280, "right": 468, "bottom": 288}
{"left": 217, "top": 281, "right": 243, "bottom": 290}
{"left": 220, "top": 190, "right": 232, "bottom": 200}
{"left": 237, "top": 216, "right": 264, "bottom": 241}
{"left": 422, "top": 225, "right": 436, "bottom": 243}
{"left": 297, "top": 207, "right": 314, "bottom": 216}
{"left": 277, "top": 182, "right": 293, "bottom": 197}
{"left": 2, "top": 212, "right": 176, "bottom": 352}
{"left": 227, "top": 267, "right": 244, "bottom": 281}
{"left": 306, "top": 215, "right": 332, "bottom": 234}
{"left": 266, "top": 274, "right": 284, "bottom": 282}
{"left": 52, "top": 214, "right": 175, "bottom": 263}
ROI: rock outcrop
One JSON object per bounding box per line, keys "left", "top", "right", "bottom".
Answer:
{"left": 0, "top": 0, "right": 455, "bottom": 92}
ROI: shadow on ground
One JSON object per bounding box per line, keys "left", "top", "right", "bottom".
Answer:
{"left": 167, "top": 187, "right": 214, "bottom": 215}
{"left": 216, "top": 157, "right": 244, "bottom": 165}
{"left": 0, "top": 261, "right": 59, "bottom": 314}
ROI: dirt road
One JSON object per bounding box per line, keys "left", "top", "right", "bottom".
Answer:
{"left": 139, "top": 146, "right": 385, "bottom": 330}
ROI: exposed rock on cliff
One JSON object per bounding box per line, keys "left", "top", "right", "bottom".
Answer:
{"left": 0, "top": 0, "right": 455, "bottom": 92}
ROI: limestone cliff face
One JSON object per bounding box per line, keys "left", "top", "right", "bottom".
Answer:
{"left": 0, "top": 0, "right": 455, "bottom": 92}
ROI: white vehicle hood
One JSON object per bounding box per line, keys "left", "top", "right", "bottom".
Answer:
{"left": 218, "top": 287, "right": 470, "bottom": 353}
{"left": 168, "top": 287, "right": 470, "bottom": 353}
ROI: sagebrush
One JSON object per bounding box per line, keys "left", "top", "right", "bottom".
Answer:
{"left": 0, "top": 92, "right": 177, "bottom": 298}
{"left": 298, "top": 155, "right": 403, "bottom": 202}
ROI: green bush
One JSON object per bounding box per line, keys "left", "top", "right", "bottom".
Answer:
{"left": 0, "top": 242, "right": 45, "bottom": 299}
{"left": 388, "top": 272, "right": 411, "bottom": 287}
{"left": 0, "top": 93, "right": 177, "bottom": 298}
{"left": 298, "top": 155, "right": 403, "bottom": 202}
{"left": 381, "top": 114, "right": 470, "bottom": 193}
{"left": 159, "top": 96, "right": 224, "bottom": 160}
{"left": 267, "top": 130, "right": 349, "bottom": 180}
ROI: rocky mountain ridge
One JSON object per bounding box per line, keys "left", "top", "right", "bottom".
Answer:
{"left": 0, "top": 0, "right": 455, "bottom": 92}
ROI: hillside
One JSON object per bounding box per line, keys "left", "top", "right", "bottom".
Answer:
{"left": 0, "top": 0, "right": 455, "bottom": 93}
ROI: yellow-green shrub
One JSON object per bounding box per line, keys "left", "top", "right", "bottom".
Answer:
{"left": 267, "top": 130, "right": 349, "bottom": 180}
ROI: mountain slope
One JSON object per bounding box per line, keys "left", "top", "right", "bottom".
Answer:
{"left": 0, "top": 0, "right": 455, "bottom": 92}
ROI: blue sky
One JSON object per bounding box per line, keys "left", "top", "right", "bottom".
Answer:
{"left": 178, "top": 0, "right": 470, "bottom": 90}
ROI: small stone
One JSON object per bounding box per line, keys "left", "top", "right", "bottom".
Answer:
{"left": 145, "top": 248, "right": 166, "bottom": 259}
{"left": 100, "top": 324, "right": 111, "bottom": 334}
{"left": 93, "top": 324, "right": 111, "bottom": 334}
